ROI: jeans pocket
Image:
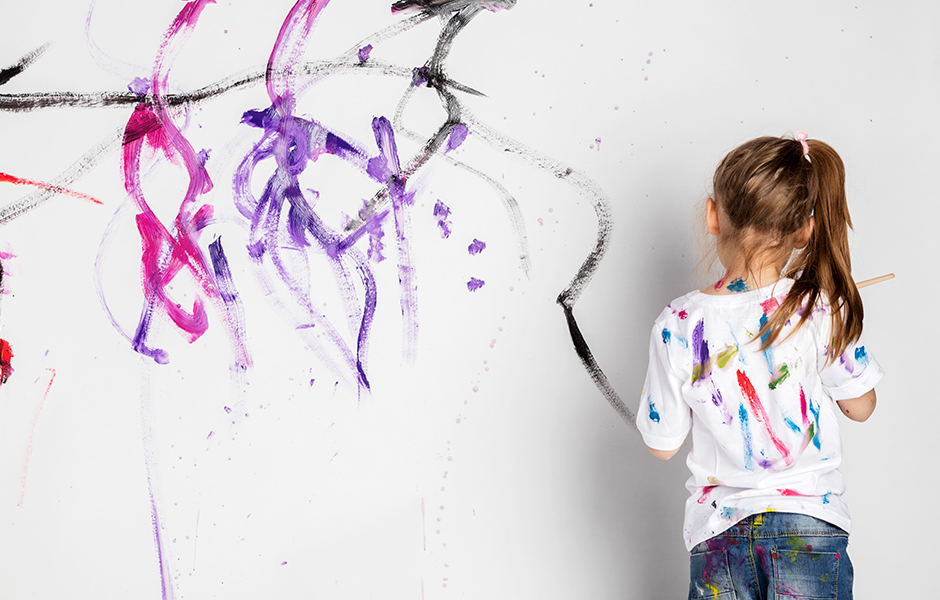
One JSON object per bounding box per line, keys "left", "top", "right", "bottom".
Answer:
{"left": 689, "top": 549, "right": 735, "bottom": 599}
{"left": 772, "top": 550, "right": 839, "bottom": 599}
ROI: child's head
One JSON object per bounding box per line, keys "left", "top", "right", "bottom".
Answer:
{"left": 709, "top": 132, "right": 863, "bottom": 359}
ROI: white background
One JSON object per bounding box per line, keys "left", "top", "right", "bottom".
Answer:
{"left": 0, "top": 1, "right": 936, "bottom": 598}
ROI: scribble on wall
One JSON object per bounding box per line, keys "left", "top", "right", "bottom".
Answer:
{"left": 1, "top": 0, "right": 634, "bottom": 595}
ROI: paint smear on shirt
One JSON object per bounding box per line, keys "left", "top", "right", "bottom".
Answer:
{"left": 647, "top": 398, "right": 660, "bottom": 423}
{"left": 854, "top": 346, "right": 870, "bottom": 368}
{"left": 739, "top": 403, "right": 755, "bottom": 471}
{"left": 662, "top": 328, "right": 689, "bottom": 349}
{"left": 737, "top": 370, "right": 792, "bottom": 467}
{"left": 691, "top": 320, "right": 710, "bottom": 385}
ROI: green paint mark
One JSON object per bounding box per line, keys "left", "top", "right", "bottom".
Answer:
{"left": 821, "top": 573, "right": 830, "bottom": 582}
{"left": 768, "top": 364, "right": 790, "bottom": 390}
{"left": 716, "top": 345, "right": 738, "bottom": 369}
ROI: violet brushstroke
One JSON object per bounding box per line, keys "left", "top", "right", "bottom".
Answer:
{"left": 691, "top": 319, "right": 710, "bottom": 385}
{"left": 433, "top": 199, "right": 453, "bottom": 238}
{"left": 128, "top": 77, "right": 151, "bottom": 96}
{"left": 233, "top": 0, "right": 441, "bottom": 388}
{"left": 445, "top": 123, "right": 469, "bottom": 153}
{"left": 467, "top": 238, "right": 485, "bottom": 255}
{"left": 467, "top": 277, "right": 485, "bottom": 292}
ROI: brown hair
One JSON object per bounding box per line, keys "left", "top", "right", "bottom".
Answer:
{"left": 711, "top": 134, "right": 863, "bottom": 362}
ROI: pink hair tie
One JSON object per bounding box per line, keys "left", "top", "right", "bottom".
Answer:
{"left": 796, "top": 130, "right": 810, "bottom": 157}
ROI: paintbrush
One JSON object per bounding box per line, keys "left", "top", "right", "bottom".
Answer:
{"left": 856, "top": 273, "right": 895, "bottom": 289}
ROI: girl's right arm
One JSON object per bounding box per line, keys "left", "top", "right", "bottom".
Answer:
{"left": 836, "top": 389, "right": 877, "bottom": 422}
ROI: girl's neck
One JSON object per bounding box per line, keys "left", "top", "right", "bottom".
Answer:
{"left": 704, "top": 268, "right": 782, "bottom": 296}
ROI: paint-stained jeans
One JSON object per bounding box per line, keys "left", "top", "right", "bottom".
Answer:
{"left": 688, "top": 512, "right": 853, "bottom": 600}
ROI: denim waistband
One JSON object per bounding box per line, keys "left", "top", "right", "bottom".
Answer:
{"left": 718, "top": 511, "right": 847, "bottom": 539}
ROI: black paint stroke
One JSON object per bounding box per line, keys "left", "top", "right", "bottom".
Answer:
{"left": 0, "top": 44, "right": 51, "bottom": 87}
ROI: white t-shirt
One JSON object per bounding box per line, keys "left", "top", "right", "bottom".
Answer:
{"left": 638, "top": 279, "right": 884, "bottom": 551}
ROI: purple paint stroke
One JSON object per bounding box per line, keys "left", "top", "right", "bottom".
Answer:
{"left": 358, "top": 44, "right": 373, "bottom": 63}
{"left": 121, "top": 0, "right": 252, "bottom": 367}
{"left": 445, "top": 123, "right": 469, "bottom": 153}
{"left": 467, "top": 277, "right": 485, "bottom": 292}
{"left": 467, "top": 238, "right": 485, "bottom": 255}
{"left": 412, "top": 66, "right": 430, "bottom": 87}
{"left": 691, "top": 319, "right": 710, "bottom": 385}
{"left": 208, "top": 238, "right": 251, "bottom": 370}
{"left": 128, "top": 77, "right": 152, "bottom": 96}
{"left": 234, "top": 104, "right": 380, "bottom": 390}
{"left": 433, "top": 200, "right": 452, "bottom": 238}
{"left": 233, "top": 0, "right": 445, "bottom": 389}
{"left": 371, "top": 116, "right": 419, "bottom": 363}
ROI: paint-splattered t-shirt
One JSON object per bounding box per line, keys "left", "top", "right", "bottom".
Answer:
{"left": 638, "top": 279, "right": 883, "bottom": 551}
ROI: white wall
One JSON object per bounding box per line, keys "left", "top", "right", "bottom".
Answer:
{"left": 0, "top": 1, "right": 935, "bottom": 598}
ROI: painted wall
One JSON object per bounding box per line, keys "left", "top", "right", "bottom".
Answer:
{"left": 0, "top": 1, "right": 935, "bottom": 598}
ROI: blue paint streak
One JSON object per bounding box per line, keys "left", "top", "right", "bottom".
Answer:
{"left": 809, "top": 399, "right": 822, "bottom": 450}
{"left": 739, "top": 403, "right": 754, "bottom": 471}
{"left": 648, "top": 397, "right": 660, "bottom": 423}
{"left": 855, "top": 346, "right": 871, "bottom": 368}
{"left": 759, "top": 314, "right": 775, "bottom": 375}
{"left": 783, "top": 414, "right": 802, "bottom": 435}
{"left": 727, "top": 278, "right": 748, "bottom": 293}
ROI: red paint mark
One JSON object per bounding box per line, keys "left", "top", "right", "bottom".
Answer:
{"left": 678, "top": 310, "right": 688, "bottom": 320}
{"left": 697, "top": 485, "right": 718, "bottom": 504}
{"left": 760, "top": 297, "right": 781, "bottom": 315}
{"left": 777, "top": 488, "right": 812, "bottom": 497}
{"left": 17, "top": 368, "right": 56, "bottom": 507}
{"left": 0, "top": 171, "right": 103, "bottom": 205}
{"left": 737, "top": 370, "right": 791, "bottom": 465}
{"left": 0, "top": 339, "right": 13, "bottom": 384}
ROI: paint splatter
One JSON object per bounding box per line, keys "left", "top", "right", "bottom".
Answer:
{"left": 433, "top": 200, "right": 453, "bottom": 238}
{"left": 727, "top": 278, "right": 748, "bottom": 293}
{"left": 467, "top": 277, "right": 485, "bottom": 292}
{"left": 467, "top": 238, "right": 486, "bottom": 255}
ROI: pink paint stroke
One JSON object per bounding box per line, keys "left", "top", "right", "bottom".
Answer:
{"left": 17, "top": 368, "right": 56, "bottom": 507}
{"left": 121, "top": 0, "right": 250, "bottom": 368}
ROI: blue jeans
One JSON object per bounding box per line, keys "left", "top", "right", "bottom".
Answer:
{"left": 689, "top": 512, "right": 853, "bottom": 600}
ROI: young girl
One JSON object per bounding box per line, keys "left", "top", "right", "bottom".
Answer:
{"left": 638, "top": 132, "right": 883, "bottom": 599}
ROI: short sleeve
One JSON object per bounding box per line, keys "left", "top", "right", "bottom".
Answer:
{"left": 638, "top": 323, "right": 692, "bottom": 450}
{"left": 819, "top": 333, "right": 884, "bottom": 401}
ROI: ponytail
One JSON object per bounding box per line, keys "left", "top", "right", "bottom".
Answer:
{"left": 759, "top": 138, "right": 864, "bottom": 362}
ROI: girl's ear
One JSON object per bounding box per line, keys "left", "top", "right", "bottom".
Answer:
{"left": 794, "top": 216, "right": 815, "bottom": 249}
{"left": 706, "top": 197, "right": 720, "bottom": 235}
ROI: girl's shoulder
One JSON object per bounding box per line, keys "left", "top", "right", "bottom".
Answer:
{"left": 655, "top": 279, "right": 796, "bottom": 324}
